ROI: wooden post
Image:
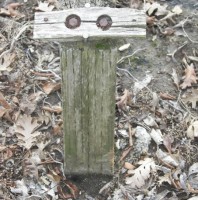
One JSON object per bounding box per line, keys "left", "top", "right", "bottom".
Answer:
{"left": 34, "top": 7, "right": 146, "bottom": 175}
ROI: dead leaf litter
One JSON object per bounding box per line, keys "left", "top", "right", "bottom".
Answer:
{"left": 0, "top": 0, "right": 198, "bottom": 199}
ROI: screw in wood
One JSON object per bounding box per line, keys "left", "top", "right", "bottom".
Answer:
{"left": 44, "top": 17, "right": 48, "bottom": 22}
{"left": 65, "top": 14, "right": 81, "bottom": 29}
{"left": 96, "top": 15, "right": 112, "bottom": 31}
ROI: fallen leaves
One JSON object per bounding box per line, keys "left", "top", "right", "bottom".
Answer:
{"left": 180, "top": 58, "right": 197, "bottom": 89}
{"left": 15, "top": 115, "right": 41, "bottom": 150}
{"left": 42, "top": 82, "right": 61, "bottom": 95}
{"left": 0, "top": 92, "right": 10, "bottom": 109}
{"left": 125, "top": 158, "right": 156, "bottom": 187}
{"left": 156, "top": 149, "right": 179, "bottom": 168}
{"left": 182, "top": 89, "right": 198, "bottom": 109}
{"left": 187, "top": 121, "right": 198, "bottom": 140}
{"left": 0, "top": 53, "right": 16, "bottom": 72}
{"left": 35, "top": 1, "right": 55, "bottom": 12}
{"left": 0, "top": 3, "right": 24, "bottom": 18}
{"left": 116, "top": 89, "right": 132, "bottom": 110}
{"left": 0, "top": 91, "right": 10, "bottom": 117}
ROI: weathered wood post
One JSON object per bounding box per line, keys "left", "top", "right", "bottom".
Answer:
{"left": 34, "top": 6, "right": 146, "bottom": 175}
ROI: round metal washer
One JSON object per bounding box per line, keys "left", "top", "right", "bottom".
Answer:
{"left": 65, "top": 14, "right": 81, "bottom": 29}
{"left": 96, "top": 15, "right": 112, "bottom": 31}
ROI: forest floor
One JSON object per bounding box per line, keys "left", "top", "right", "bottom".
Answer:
{"left": 0, "top": 0, "right": 198, "bottom": 200}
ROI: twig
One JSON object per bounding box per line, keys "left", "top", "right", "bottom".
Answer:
{"left": 35, "top": 66, "right": 61, "bottom": 80}
{"left": 117, "top": 48, "right": 146, "bottom": 64}
{"left": 30, "top": 70, "right": 55, "bottom": 77}
{"left": 167, "top": 41, "right": 188, "bottom": 63}
{"left": 182, "top": 17, "right": 198, "bottom": 44}
{"left": 116, "top": 67, "right": 153, "bottom": 94}
{"left": 0, "top": 23, "right": 32, "bottom": 60}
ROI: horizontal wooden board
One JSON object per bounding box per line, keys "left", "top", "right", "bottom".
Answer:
{"left": 34, "top": 7, "right": 146, "bottom": 40}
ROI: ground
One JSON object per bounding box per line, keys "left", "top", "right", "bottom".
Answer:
{"left": 0, "top": 0, "right": 198, "bottom": 200}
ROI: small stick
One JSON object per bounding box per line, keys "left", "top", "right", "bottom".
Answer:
{"left": 31, "top": 71, "right": 55, "bottom": 77}
{"left": 35, "top": 66, "right": 61, "bottom": 80}
{"left": 182, "top": 17, "right": 198, "bottom": 44}
{"left": 117, "top": 48, "right": 146, "bottom": 64}
{"left": 116, "top": 67, "right": 153, "bottom": 94}
{"left": 167, "top": 41, "right": 188, "bottom": 63}
{"left": 0, "top": 23, "right": 32, "bottom": 60}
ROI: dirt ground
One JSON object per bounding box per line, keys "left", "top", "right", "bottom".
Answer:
{"left": 0, "top": 0, "right": 198, "bottom": 199}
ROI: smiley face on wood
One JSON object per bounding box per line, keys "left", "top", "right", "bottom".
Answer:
{"left": 34, "top": 7, "right": 146, "bottom": 41}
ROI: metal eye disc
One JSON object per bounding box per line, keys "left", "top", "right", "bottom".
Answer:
{"left": 65, "top": 14, "right": 81, "bottom": 29}
{"left": 99, "top": 18, "right": 109, "bottom": 27}
{"left": 96, "top": 15, "right": 112, "bottom": 31}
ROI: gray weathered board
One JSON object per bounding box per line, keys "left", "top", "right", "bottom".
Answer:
{"left": 34, "top": 7, "right": 145, "bottom": 41}
{"left": 34, "top": 7, "right": 146, "bottom": 175}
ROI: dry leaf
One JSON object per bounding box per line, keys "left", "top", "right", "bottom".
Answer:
{"left": 150, "top": 129, "right": 163, "bottom": 145}
{"left": 42, "top": 82, "right": 61, "bottom": 95}
{"left": 172, "top": 69, "right": 180, "bottom": 89}
{"left": 133, "top": 75, "right": 152, "bottom": 95}
{"left": 42, "top": 105, "right": 62, "bottom": 114}
{"left": 156, "top": 149, "right": 179, "bottom": 168}
{"left": 20, "top": 92, "right": 45, "bottom": 115}
{"left": 172, "top": 5, "right": 183, "bottom": 15}
{"left": 23, "top": 158, "right": 38, "bottom": 180}
{"left": 125, "top": 158, "right": 156, "bottom": 188}
{"left": 162, "top": 27, "right": 175, "bottom": 36}
{"left": 124, "top": 162, "right": 135, "bottom": 170}
{"left": 160, "top": 92, "right": 176, "bottom": 100}
{"left": 188, "top": 197, "right": 198, "bottom": 200}
{"left": 163, "top": 135, "right": 174, "bottom": 154}
{"left": 35, "top": 1, "right": 55, "bottom": 12}
{"left": 5, "top": 2, "right": 24, "bottom": 18}
{"left": 0, "top": 108, "right": 7, "bottom": 117}
{"left": 116, "top": 89, "right": 132, "bottom": 110}
{"left": 119, "top": 146, "right": 132, "bottom": 162}
{"left": 187, "top": 121, "right": 198, "bottom": 140}
{"left": 158, "top": 173, "right": 172, "bottom": 186}
{"left": 134, "top": 126, "right": 151, "bottom": 155}
{"left": 180, "top": 59, "right": 197, "bottom": 89}
{"left": 0, "top": 92, "right": 10, "bottom": 109}
{"left": 151, "top": 92, "right": 159, "bottom": 111}
{"left": 52, "top": 124, "right": 62, "bottom": 135}
{"left": 182, "top": 89, "right": 198, "bottom": 109}
{"left": 0, "top": 7, "right": 10, "bottom": 16}
{"left": 145, "top": 2, "right": 168, "bottom": 17}
{"left": 143, "top": 116, "right": 158, "bottom": 128}
{"left": 58, "top": 180, "right": 79, "bottom": 199}
{"left": 146, "top": 16, "right": 156, "bottom": 26}
{"left": 0, "top": 53, "right": 16, "bottom": 71}
{"left": 189, "top": 163, "right": 198, "bottom": 176}
{"left": 15, "top": 115, "right": 41, "bottom": 149}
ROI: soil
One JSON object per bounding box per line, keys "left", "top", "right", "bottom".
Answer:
{"left": 0, "top": 0, "right": 198, "bottom": 199}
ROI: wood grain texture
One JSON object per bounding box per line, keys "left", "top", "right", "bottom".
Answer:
{"left": 61, "top": 42, "right": 117, "bottom": 175}
{"left": 34, "top": 7, "right": 146, "bottom": 40}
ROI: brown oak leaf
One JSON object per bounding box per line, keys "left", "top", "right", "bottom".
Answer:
{"left": 116, "top": 89, "right": 132, "bottom": 110}
{"left": 4, "top": 3, "right": 24, "bottom": 18}
{"left": 182, "top": 89, "right": 198, "bottom": 109}
{"left": 15, "top": 115, "right": 41, "bottom": 150}
{"left": 180, "top": 62, "right": 197, "bottom": 89}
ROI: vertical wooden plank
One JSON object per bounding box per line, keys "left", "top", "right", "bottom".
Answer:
{"left": 62, "top": 47, "right": 76, "bottom": 173}
{"left": 102, "top": 48, "right": 117, "bottom": 174}
{"left": 80, "top": 45, "right": 89, "bottom": 172}
{"left": 87, "top": 46, "right": 97, "bottom": 173}
{"left": 73, "top": 48, "right": 87, "bottom": 173}
{"left": 62, "top": 42, "right": 117, "bottom": 175}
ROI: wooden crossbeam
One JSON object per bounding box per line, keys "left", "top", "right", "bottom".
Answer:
{"left": 34, "top": 7, "right": 146, "bottom": 41}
